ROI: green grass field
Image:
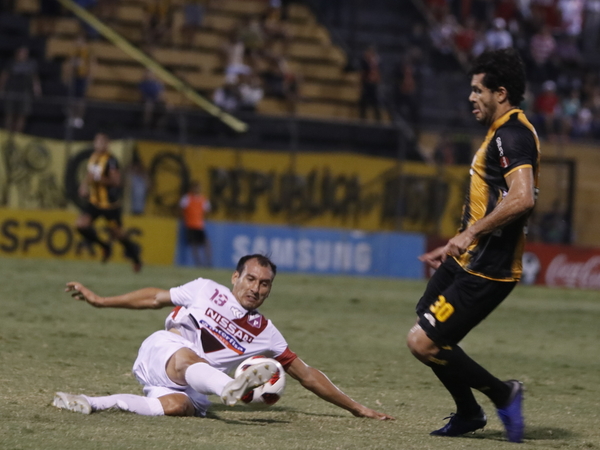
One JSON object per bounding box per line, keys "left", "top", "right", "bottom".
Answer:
{"left": 1, "top": 257, "right": 599, "bottom": 450}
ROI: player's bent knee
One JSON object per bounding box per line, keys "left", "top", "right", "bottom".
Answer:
{"left": 158, "top": 393, "right": 195, "bottom": 416}
{"left": 165, "top": 347, "right": 209, "bottom": 385}
{"left": 406, "top": 325, "right": 437, "bottom": 362}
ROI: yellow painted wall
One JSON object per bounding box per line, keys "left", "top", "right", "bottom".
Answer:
{"left": 136, "top": 141, "right": 470, "bottom": 237}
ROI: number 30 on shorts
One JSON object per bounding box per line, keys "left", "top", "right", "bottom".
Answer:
{"left": 429, "top": 295, "right": 455, "bottom": 322}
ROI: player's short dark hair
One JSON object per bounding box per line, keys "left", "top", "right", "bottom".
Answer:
{"left": 468, "top": 48, "right": 526, "bottom": 107}
{"left": 236, "top": 254, "right": 277, "bottom": 277}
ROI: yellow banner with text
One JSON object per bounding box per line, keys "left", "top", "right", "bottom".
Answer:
{"left": 136, "top": 141, "right": 469, "bottom": 237}
{"left": 0, "top": 208, "right": 177, "bottom": 265}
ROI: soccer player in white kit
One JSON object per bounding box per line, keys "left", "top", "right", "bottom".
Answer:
{"left": 53, "top": 255, "right": 394, "bottom": 420}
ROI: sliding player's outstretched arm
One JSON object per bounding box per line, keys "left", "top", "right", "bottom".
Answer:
{"left": 286, "top": 357, "right": 394, "bottom": 420}
{"left": 65, "top": 282, "right": 173, "bottom": 309}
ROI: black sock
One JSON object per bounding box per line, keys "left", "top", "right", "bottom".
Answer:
{"left": 77, "top": 227, "right": 109, "bottom": 249}
{"left": 431, "top": 345, "right": 511, "bottom": 408}
{"left": 431, "top": 363, "right": 481, "bottom": 417}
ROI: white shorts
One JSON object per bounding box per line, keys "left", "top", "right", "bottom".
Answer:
{"left": 132, "top": 330, "right": 211, "bottom": 417}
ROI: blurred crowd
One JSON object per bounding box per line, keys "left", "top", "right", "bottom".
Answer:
{"left": 425, "top": 0, "right": 600, "bottom": 141}
{"left": 5, "top": 0, "right": 600, "bottom": 141}
{"left": 5, "top": 0, "right": 304, "bottom": 133}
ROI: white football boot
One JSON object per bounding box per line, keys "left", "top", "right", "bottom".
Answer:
{"left": 221, "top": 361, "right": 277, "bottom": 406}
{"left": 53, "top": 392, "right": 92, "bottom": 414}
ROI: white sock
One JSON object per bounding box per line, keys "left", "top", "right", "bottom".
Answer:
{"left": 184, "top": 362, "right": 232, "bottom": 396}
{"left": 84, "top": 394, "right": 164, "bottom": 416}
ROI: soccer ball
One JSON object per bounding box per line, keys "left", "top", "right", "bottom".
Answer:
{"left": 234, "top": 355, "right": 286, "bottom": 406}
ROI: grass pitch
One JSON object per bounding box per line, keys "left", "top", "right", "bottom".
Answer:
{"left": 1, "top": 257, "right": 599, "bottom": 450}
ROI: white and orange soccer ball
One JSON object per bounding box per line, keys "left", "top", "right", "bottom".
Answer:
{"left": 234, "top": 356, "right": 286, "bottom": 406}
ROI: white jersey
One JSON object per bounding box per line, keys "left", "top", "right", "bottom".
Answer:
{"left": 166, "top": 277, "right": 296, "bottom": 374}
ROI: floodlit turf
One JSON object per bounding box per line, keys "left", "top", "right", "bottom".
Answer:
{"left": 1, "top": 257, "right": 599, "bottom": 450}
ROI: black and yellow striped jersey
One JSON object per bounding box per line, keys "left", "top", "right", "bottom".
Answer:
{"left": 455, "top": 109, "right": 540, "bottom": 281}
{"left": 87, "top": 152, "right": 122, "bottom": 209}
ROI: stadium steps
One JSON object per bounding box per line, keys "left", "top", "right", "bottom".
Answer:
{"left": 33, "top": 0, "right": 374, "bottom": 123}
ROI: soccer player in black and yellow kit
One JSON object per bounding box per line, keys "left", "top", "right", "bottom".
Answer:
{"left": 406, "top": 49, "right": 539, "bottom": 443}
{"left": 75, "top": 132, "right": 142, "bottom": 272}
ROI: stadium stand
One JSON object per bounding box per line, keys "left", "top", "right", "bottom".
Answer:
{"left": 25, "top": 0, "right": 367, "bottom": 121}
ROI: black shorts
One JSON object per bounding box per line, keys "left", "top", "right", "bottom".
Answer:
{"left": 186, "top": 228, "right": 207, "bottom": 245}
{"left": 416, "top": 257, "right": 516, "bottom": 346}
{"left": 82, "top": 203, "right": 122, "bottom": 228}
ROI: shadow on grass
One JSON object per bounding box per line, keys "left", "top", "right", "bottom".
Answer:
{"left": 207, "top": 405, "right": 349, "bottom": 425}
{"left": 524, "top": 426, "right": 575, "bottom": 440}
{"left": 430, "top": 426, "right": 575, "bottom": 443}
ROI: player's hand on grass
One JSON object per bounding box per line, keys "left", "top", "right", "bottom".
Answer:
{"left": 65, "top": 282, "right": 104, "bottom": 307}
{"left": 353, "top": 407, "right": 395, "bottom": 421}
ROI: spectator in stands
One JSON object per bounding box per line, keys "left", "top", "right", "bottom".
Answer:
{"left": 138, "top": 69, "right": 169, "bottom": 130}
{"left": 429, "top": 13, "right": 459, "bottom": 71}
{"left": 560, "top": 88, "right": 581, "bottom": 139}
{"left": 239, "top": 73, "right": 264, "bottom": 112}
{"left": 180, "top": 0, "right": 206, "bottom": 48}
{"left": 392, "top": 48, "right": 421, "bottom": 134}
{"left": 0, "top": 46, "right": 42, "bottom": 134}
{"left": 557, "top": 0, "right": 584, "bottom": 38}
{"left": 143, "top": 0, "right": 172, "bottom": 46}
{"left": 237, "top": 16, "right": 265, "bottom": 69}
{"left": 67, "top": 34, "right": 97, "bottom": 129}
{"left": 454, "top": 16, "right": 478, "bottom": 65}
{"left": 359, "top": 45, "right": 382, "bottom": 122}
{"left": 213, "top": 79, "right": 241, "bottom": 112}
{"left": 534, "top": 80, "right": 560, "bottom": 139}
{"left": 483, "top": 17, "right": 513, "bottom": 52}
{"left": 179, "top": 180, "right": 212, "bottom": 267}
{"left": 222, "top": 32, "right": 252, "bottom": 84}
{"left": 529, "top": 24, "right": 556, "bottom": 83}
{"left": 278, "top": 57, "right": 301, "bottom": 114}
{"left": 261, "top": 56, "right": 300, "bottom": 114}
{"left": 572, "top": 104, "right": 593, "bottom": 138}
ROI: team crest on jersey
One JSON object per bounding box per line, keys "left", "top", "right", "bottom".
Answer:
{"left": 247, "top": 313, "right": 263, "bottom": 328}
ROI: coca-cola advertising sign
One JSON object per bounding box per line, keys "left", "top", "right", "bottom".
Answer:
{"left": 524, "top": 243, "right": 600, "bottom": 289}
{"left": 425, "top": 238, "right": 600, "bottom": 289}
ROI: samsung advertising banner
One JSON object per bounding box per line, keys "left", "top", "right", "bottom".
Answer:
{"left": 176, "top": 221, "right": 426, "bottom": 279}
